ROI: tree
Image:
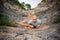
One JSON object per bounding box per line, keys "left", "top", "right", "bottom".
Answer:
{"left": 25, "top": 4, "right": 31, "bottom": 10}
{"left": 10, "top": 0, "right": 31, "bottom": 10}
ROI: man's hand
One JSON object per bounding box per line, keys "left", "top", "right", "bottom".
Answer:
{"left": 13, "top": 19, "right": 17, "bottom": 24}
{"left": 28, "top": 25, "right": 34, "bottom": 28}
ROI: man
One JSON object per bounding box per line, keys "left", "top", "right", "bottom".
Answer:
{"left": 27, "top": 15, "right": 42, "bottom": 29}
{"left": 13, "top": 15, "right": 43, "bottom": 29}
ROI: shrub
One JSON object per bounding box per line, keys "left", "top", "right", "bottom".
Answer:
{"left": 0, "top": 14, "right": 17, "bottom": 27}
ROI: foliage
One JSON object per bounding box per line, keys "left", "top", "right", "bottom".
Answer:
{"left": 10, "top": 0, "right": 31, "bottom": 10}
{"left": 0, "top": 14, "right": 17, "bottom": 27}
{"left": 53, "top": 15, "right": 60, "bottom": 24}
{"left": 25, "top": 4, "right": 31, "bottom": 10}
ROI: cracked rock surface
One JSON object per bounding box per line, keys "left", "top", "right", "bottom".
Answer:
{"left": 0, "top": 24, "right": 60, "bottom": 40}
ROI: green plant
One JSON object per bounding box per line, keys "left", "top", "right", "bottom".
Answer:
{"left": 0, "top": 14, "right": 17, "bottom": 27}
{"left": 25, "top": 4, "right": 31, "bottom": 10}
{"left": 53, "top": 15, "right": 60, "bottom": 24}
{"left": 10, "top": 0, "right": 31, "bottom": 10}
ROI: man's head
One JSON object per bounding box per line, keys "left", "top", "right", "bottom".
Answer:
{"left": 32, "top": 15, "right": 37, "bottom": 23}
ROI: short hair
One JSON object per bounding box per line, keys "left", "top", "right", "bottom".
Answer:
{"left": 32, "top": 15, "right": 37, "bottom": 19}
{"left": 27, "top": 11, "right": 36, "bottom": 19}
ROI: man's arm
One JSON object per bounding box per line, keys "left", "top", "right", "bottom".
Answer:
{"left": 39, "top": 23, "right": 43, "bottom": 28}
{"left": 38, "top": 23, "right": 44, "bottom": 30}
{"left": 13, "top": 19, "right": 28, "bottom": 26}
{"left": 39, "top": 23, "right": 49, "bottom": 30}
{"left": 13, "top": 19, "right": 33, "bottom": 28}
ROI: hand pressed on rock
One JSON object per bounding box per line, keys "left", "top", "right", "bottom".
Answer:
{"left": 13, "top": 19, "right": 18, "bottom": 24}
{"left": 29, "top": 25, "right": 34, "bottom": 28}
{"left": 13, "top": 19, "right": 16, "bottom": 22}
